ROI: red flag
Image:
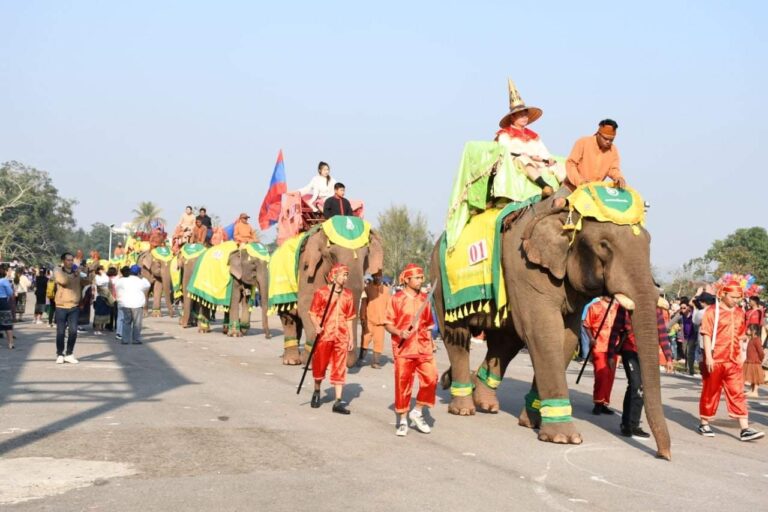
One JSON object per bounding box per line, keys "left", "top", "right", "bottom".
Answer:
{"left": 258, "top": 150, "right": 287, "bottom": 230}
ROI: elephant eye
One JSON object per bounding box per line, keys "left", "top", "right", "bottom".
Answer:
{"left": 599, "top": 240, "right": 610, "bottom": 251}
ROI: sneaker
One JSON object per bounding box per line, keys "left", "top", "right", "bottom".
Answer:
{"left": 310, "top": 391, "right": 321, "bottom": 409}
{"left": 620, "top": 424, "right": 632, "bottom": 437}
{"left": 115, "top": 334, "right": 123, "bottom": 341}
{"left": 56, "top": 355, "right": 64, "bottom": 364}
{"left": 76, "top": 327, "right": 86, "bottom": 333}
{"left": 740, "top": 428, "right": 765, "bottom": 442}
{"left": 63, "top": 354, "right": 79, "bottom": 364}
{"left": 408, "top": 409, "right": 431, "bottom": 434}
{"left": 630, "top": 426, "right": 651, "bottom": 440}
{"left": 332, "top": 400, "right": 350, "bottom": 415}
{"left": 592, "top": 404, "right": 614, "bottom": 415}
{"left": 395, "top": 422, "right": 408, "bottom": 437}
{"left": 697, "top": 424, "right": 715, "bottom": 437}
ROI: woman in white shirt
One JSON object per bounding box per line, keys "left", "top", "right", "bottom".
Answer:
{"left": 299, "top": 161, "right": 336, "bottom": 212}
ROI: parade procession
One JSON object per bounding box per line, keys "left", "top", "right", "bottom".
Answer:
{"left": 1, "top": 3, "right": 767, "bottom": 510}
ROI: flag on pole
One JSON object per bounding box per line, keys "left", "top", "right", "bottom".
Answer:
{"left": 258, "top": 150, "right": 287, "bottom": 230}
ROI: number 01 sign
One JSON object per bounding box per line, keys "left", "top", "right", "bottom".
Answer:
{"left": 468, "top": 240, "right": 488, "bottom": 265}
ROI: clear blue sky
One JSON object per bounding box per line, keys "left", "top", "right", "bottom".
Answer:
{"left": 2, "top": 1, "right": 766, "bottom": 274}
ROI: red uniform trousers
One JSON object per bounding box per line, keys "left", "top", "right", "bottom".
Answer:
{"left": 394, "top": 357, "right": 438, "bottom": 414}
{"left": 699, "top": 361, "right": 748, "bottom": 420}
{"left": 362, "top": 321, "right": 385, "bottom": 353}
{"left": 312, "top": 336, "right": 348, "bottom": 385}
{"left": 592, "top": 351, "right": 618, "bottom": 405}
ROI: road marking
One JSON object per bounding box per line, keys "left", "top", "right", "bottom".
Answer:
{"left": 461, "top": 452, "right": 475, "bottom": 457}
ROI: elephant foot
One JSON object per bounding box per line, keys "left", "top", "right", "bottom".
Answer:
{"left": 537, "top": 423, "right": 583, "bottom": 445}
{"left": 282, "top": 346, "right": 302, "bottom": 365}
{"left": 264, "top": 332, "right": 272, "bottom": 339}
{"left": 235, "top": 331, "right": 244, "bottom": 338}
{"left": 227, "top": 331, "right": 235, "bottom": 337}
{"left": 151, "top": 311, "right": 161, "bottom": 318}
{"left": 518, "top": 407, "right": 541, "bottom": 429}
{"left": 448, "top": 396, "right": 476, "bottom": 416}
{"left": 239, "top": 328, "right": 248, "bottom": 337}
{"left": 222, "top": 325, "right": 229, "bottom": 335}
{"left": 472, "top": 377, "right": 500, "bottom": 414}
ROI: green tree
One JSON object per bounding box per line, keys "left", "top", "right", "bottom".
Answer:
{"left": 132, "top": 201, "right": 165, "bottom": 232}
{"left": 664, "top": 256, "right": 716, "bottom": 298}
{"left": 377, "top": 205, "right": 434, "bottom": 280}
{"left": 0, "top": 161, "right": 77, "bottom": 264}
{"left": 705, "top": 227, "right": 768, "bottom": 287}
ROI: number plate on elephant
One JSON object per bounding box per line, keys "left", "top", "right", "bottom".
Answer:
{"left": 468, "top": 240, "right": 488, "bottom": 265}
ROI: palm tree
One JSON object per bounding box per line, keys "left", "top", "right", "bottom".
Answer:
{"left": 132, "top": 201, "right": 166, "bottom": 232}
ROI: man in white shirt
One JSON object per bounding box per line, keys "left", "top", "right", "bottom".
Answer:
{"left": 116, "top": 265, "right": 151, "bottom": 345}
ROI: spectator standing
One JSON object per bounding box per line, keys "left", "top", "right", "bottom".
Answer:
{"left": 34, "top": 266, "right": 49, "bottom": 325}
{"left": 0, "top": 265, "right": 16, "bottom": 348}
{"left": 743, "top": 325, "right": 765, "bottom": 397}
{"left": 116, "top": 265, "right": 151, "bottom": 345}
{"left": 54, "top": 253, "right": 90, "bottom": 364}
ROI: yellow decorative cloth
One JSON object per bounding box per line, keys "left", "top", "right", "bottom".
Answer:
{"left": 565, "top": 183, "right": 645, "bottom": 236}
{"left": 321, "top": 216, "right": 371, "bottom": 250}
{"left": 267, "top": 233, "right": 306, "bottom": 314}
{"left": 187, "top": 240, "right": 239, "bottom": 310}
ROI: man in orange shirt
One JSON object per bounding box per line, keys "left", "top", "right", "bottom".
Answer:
{"left": 698, "top": 281, "right": 764, "bottom": 441}
{"left": 360, "top": 270, "right": 390, "bottom": 369}
{"left": 309, "top": 263, "right": 356, "bottom": 415}
{"left": 565, "top": 119, "right": 626, "bottom": 191}
{"left": 384, "top": 264, "right": 437, "bottom": 437}
{"left": 233, "top": 213, "right": 258, "bottom": 245}
{"left": 583, "top": 296, "right": 621, "bottom": 415}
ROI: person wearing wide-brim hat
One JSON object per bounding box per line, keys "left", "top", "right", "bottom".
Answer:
{"left": 494, "top": 78, "right": 565, "bottom": 198}
{"left": 233, "top": 212, "right": 259, "bottom": 245}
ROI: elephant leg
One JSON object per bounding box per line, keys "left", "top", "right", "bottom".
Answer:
{"left": 165, "top": 281, "right": 175, "bottom": 317}
{"left": 280, "top": 312, "right": 302, "bottom": 365}
{"left": 180, "top": 294, "right": 192, "bottom": 326}
{"left": 223, "top": 311, "right": 231, "bottom": 336}
{"left": 518, "top": 377, "right": 542, "bottom": 429}
{"left": 239, "top": 296, "right": 250, "bottom": 337}
{"left": 443, "top": 325, "right": 475, "bottom": 416}
{"left": 197, "top": 306, "right": 211, "bottom": 333}
{"left": 152, "top": 280, "right": 162, "bottom": 317}
{"left": 474, "top": 328, "right": 524, "bottom": 413}
{"left": 521, "top": 307, "right": 582, "bottom": 445}
{"left": 346, "top": 312, "right": 359, "bottom": 368}
{"left": 261, "top": 301, "right": 270, "bottom": 339}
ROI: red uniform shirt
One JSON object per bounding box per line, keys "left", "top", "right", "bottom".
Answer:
{"left": 583, "top": 299, "right": 620, "bottom": 353}
{"left": 309, "top": 286, "right": 356, "bottom": 341}
{"left": 699, "top": 304, "right": 746, "bottom": 364}
{"left": 385, "top": 289, "right": 435, "bottom": 360}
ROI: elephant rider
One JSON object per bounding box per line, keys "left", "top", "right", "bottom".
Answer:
{"left": 564, "top": 119, "right": 626, "bottom": 192}
{"left": 583, "top": 296, "right": 621, "bottom": 415}
{"left": 233, "top": 213, "right": 259, "bottom": 245}
{"left": 697, "top": 280, "right": 764, "bottom": 441}
{"left": 309, "top": 263, "right": 356, "bottom": 415}
{"left": 495, "top": 79, "right": 566, "bottom": 198}
{"left": 607, "top": 305, "right": 675, "bottom": 440}
{"left": 197, "top": 207, "right": 213, "bottom": 244}
{"left": 148, "top": 228, "right": 166, "bottom": 249}
{"left": 299, "top": 161, "right": 336, "bottom": 213}
{"left": 191, "top": 218, "right": 208, "bottom": 245}
{"left": 360, "top": 270, "right": 390, "bottom": 369}
{"left": 384, "top": 264, "right": 437, "bottom": 437}
{"left": 176, "top": 206, "right": 196, "bottom": 244}
{"left": 322, "top": 183, "right": 354, "bottom": 219}
{"left": 113, "top": 243, "right": 125, "bottom": 258}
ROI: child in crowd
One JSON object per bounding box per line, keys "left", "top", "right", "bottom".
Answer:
{"left": 743, "top": 324, "right": 765, "bottom": 397}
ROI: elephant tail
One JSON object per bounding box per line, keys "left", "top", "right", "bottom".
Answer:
{"left": 440, "top": 367, "right": 452, "bottom": 390}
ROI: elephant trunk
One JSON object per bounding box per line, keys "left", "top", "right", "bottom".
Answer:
{"left": 629, "top": 283, "right": 672, "bottom": 460}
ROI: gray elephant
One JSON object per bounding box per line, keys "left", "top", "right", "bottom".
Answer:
{"left": 138, "top": 247, "right": 175, "bottom": 318}
{"left": 274, "top": 219, "right": 384, "bottom": 366}
{"left": 432, "top": 188, "right": 671, "bottom": 459}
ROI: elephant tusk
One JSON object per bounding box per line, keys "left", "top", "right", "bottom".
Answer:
{"left": 614, "top": 293, "right": 636, "bottom": 311}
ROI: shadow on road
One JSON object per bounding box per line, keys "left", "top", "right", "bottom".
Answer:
{"left": 0, "top": 322, "right": 193, "bottom": 456}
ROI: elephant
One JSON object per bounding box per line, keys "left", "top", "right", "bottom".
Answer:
{"left": 221, "top": 246, "right": 270, "bottom": 338}
{"left": 279, "top": 228, "right": 384, "bottom": 366}
{"left": 178, "top": 245, "right": 206, "bottom": 328}
{"left": 186, "top": 242, "right": 271, "bottom": 337}
{"left": 431, "top": 196, "right": 671, "bottom": 460}
{"left": 138, "top": 248, "right": 175, "bottom": 318}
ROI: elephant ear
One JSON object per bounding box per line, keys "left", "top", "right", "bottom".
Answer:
{"left": 140, "top": 252, "right": 152, "bottom": 270}
{"left": 303, "top": 230, "right": 329, "bottom": 279}
{"left": 365, "top": 231, "right": 384, "bottom": 275}
{"left": 522, "top": 211, "right": 571, "bottom": 280}
{"left": 229, "top": 250, "right": 244, "bottom": 281}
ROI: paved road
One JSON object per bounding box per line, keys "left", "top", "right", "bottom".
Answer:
{"left": 0, "top": 314, "right": 765, "bottom": 511}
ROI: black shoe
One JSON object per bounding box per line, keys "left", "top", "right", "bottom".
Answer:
{"left": 332, "top": 400, "right": 350, "bottom": 415}
{"left": 630, "top": 426, "right": 651, "bottom": 439}
{"left": 740, "top": 427, "right": 765, "bottom": 442}
{"left": 310, "top": 391, "right": 320, "bottom": 409}
{"left": 620, "top": 424, "right": 632, "bottom": 437}
{"left": 592, "top": 404, "right": 603, "bottom": 415}
{"left": 598, "top": 404, "right": 614, "bottom": 415}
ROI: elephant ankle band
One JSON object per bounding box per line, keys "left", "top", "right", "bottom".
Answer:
{"left": 539, "top": 398, "right": 573, "bottom": 424}
{"left": 476, "top": 366, "right": 502, "bottom": 389}
{"left": 450, "top": 381, "right": 473, "bottom": 397}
